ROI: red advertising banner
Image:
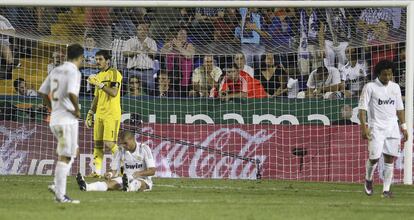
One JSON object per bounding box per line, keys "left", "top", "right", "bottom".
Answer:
{"left": 0, "top": 121, "right": 406, "bottom": 183}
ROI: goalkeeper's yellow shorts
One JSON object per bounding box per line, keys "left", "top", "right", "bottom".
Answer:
{"left": 94, "top": 117, "right": 120, "bottom": 142}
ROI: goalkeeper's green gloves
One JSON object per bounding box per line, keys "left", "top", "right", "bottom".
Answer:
{"left": 88, "top": 74, "right": 105, "bottom": 89}
{"left": 86, "top": 110, "right": 94, "bottom": 128}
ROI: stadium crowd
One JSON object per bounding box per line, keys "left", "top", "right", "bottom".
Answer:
{"left": 0, "top": 7, "right": 407, "bottom": 99}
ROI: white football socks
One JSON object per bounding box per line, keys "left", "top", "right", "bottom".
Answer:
{"left": 86, "top": 182, "right": 108, "bottom": 191}
{"left": 383, "top": 163, "right": 394, "bottom": 192}
{"left": 365, "top": 159, "right": 378, "bottom": 181}
{"left": 54, "top": 161, "right": 70, "bottom": 200}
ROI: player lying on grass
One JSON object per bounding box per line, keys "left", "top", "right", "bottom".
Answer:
{"left": 76, "top": 130, "right": 156, "bottom": 192}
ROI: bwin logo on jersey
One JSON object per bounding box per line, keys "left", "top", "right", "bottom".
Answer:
{"left": 350, "top": 76, "right": 364, "bottom": 83}
{"left": 378, "top": 98, "right": 395, "bottom": 105}
{"left": 125, "top": 163, "right": 143, "bottom": 169}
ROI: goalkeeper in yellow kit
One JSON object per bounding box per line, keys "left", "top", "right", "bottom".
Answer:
{"left": 86, "top": 50, "right": 122, "bottom": 178}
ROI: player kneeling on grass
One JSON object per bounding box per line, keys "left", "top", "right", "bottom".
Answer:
{"left": 76, "top": 130, "right": 155, "bottom": 192}
{"left": 359, "top": 60, "right": 408, "bottom": 198}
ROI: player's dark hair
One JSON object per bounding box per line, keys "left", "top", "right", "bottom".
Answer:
{"left": 374, "top": 60, "right": 394, "bottom": 78}
{"left": 316, "top": 66, "right": 328, "bottom": 75}
{"left": 13, "top": 78, "right": 25, "bottom": 91}
{"left": 67, "top": 43, "right": 84, "bottom": 60}
{"left": 119, "top": 130, "right": 135, "bottom": 140}
{"left": 96, "top": 50, "right": 112, "bottom": 61}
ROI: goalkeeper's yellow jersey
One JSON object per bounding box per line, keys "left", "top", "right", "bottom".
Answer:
{"left": 94, "top": 67, "right": 122, "bottom": 119}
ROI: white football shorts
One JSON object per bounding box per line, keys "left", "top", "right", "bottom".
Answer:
{"left": 113, "top": 176, "right": 153, "bottom": 192}
{"left": 368, "top": 125, "right": 401, "bottom": 160}
{"left": 50, "top": 122, "right": 79, "bottom": 158}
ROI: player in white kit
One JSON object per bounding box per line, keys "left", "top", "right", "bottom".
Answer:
{"left": 358, "top": 60, "right": 408, "bottom": 198}
{"left": 38, "top": 44, "right": 84, "bottom": 203}
{"left": 76, "top": 130, "right": 156, "bottom": 192}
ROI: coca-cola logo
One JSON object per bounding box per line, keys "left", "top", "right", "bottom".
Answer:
{"left": 140, "top": 126, "right": 273, "bottom": 179}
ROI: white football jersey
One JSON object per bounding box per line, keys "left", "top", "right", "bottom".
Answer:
{"left": 339, "top": 61, "right": 368, "bottom": 93}
{"left": 39, "top": 62, "right": 81, "bottom": 125}
{"left": 112, "top": 142, "right": 155, "bottom": 183}
{"left": 307, "top": 66, "right": 341, "bottom": 89}
{"left": 358, "top": 78, "right": 404, "bottom": 133}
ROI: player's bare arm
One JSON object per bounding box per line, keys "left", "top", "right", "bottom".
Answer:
{"left": 220, "top": 92, "right": 248, "bottom": 101}
{"left": 397, "top": 110, "right": 408, "bottom": 142}
{"left": 38, "top": 92, "right": 51, "bottom": 109}
{"left": 358, "top": 109, "right": 370, "bottom": 140}
{"left": 132, "top": 167, "right": 156, "bottom": 179}
{"left": 123, "top": 50, "right": 141, "bottom": 57}
{"left": 320, "top": 83, "right": 343, "bottom": 93}
{"left": 104, "top": 170, "right": 118, "bottom": 180}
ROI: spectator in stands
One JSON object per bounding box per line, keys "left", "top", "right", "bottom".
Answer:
{"left": 210, "top": 8, "right": 240, "bottom": 53}
{"left": 219, "top": 63, "right": 248, "bottom": 101}
{"left": 219, "top": 58, "right": 267, "bottom": 99}
{"left": 255, "top": 53, "right": 280, "bottom": 97}
{"left": 367, "top": 21, "right": 396, "bottom": 46}
{"left": 189, "top": 55, "right": 222, "bottom": 98}
{"left": 177, "top": 8, "right": 194, "bottom": 28}
{"left": 262, "top": 9, "right": 277, "bottom": 52}
{"left": 320, "top": 8, "right": 351, "bottom": 68}
{"left": 358, "top": 8, "right": 402, "bottom": 42}
{"left": 132, "top": 8, "right": 154, "bottom": 26}
{"left": 157, "top": 71, "right": 177, "bottom": 97}
{"left": 394, "top": 45, "right": 405, "bottom": 97}
{"left": 264, "top": 8, "right": 294, "bottom": 50}
{"left": 0, "top": 14, "right": 16, "bottom": 79}
{"left": 234, "top": 53, "right": 254, "bottom": 77}
{"left": 82, "top": 36, "right": 99, "bottom": 74}
{"left": 338, "top": 47, "right": 368, "bottom": 98}
{"left": 191, "top": 8, "right": 224, "bottom": 45}
{"left": 235, "top": 8, "right": 267, "bottom": 66}
{"left": 161, "top": 27, "right": 195, "bottom": 96}
{"left": 331, "top": 104, "right": 358, "bottom": 125}
{"left": 298, "top": 66, "right": 343, "bottom": 99}
{"left": 13, "top": 78, "right": 37, "bottom": 96}
{"left": 127, "top": 75, "right": 145, "bottom": 96}
{"left": 111, "top": 8, "right": 136, "bottom": 40}
{"left": 123, "top": 23, "right": 158, "bottom": 95}
{"left": 194, "top": 8, "right": 224, "bottom": 24}
{"left": 80, "top": 36, "right": 100, "bottom": 96}
{"left": 274, "top": 68, "right": 300, "bottom": 98}
{"left": 297, "top": 8, "right": 324, "bottom": 76}
{"left": 85, "top": 7, "right": 112, "bottom": 48}
{"left": 47, "top": 49, "right": 66, "bottom": 74}
{"left": 35, "top": 7, "right": 58, "bottom": 35}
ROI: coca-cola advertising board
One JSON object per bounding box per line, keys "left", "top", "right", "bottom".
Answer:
{"left": 0, "top": 121, "right": 406, "bottom": 183}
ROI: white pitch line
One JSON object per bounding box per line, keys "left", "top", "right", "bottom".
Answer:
{"left": 156, "top": 184, "right": 414, "bottom": 195}
{"left": 2, "top": 177, "right": 414, "bottom": 195}
{"left": 85, "top": 197, "right": 206, "bottom": 204}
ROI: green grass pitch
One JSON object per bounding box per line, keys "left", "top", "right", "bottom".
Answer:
{"left": 0, "top": 175, "right": 413, "bottom": 220}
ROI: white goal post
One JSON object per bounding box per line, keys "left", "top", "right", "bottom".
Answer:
{"left": 1, "top": 0, "right": 412, "bottom": 184}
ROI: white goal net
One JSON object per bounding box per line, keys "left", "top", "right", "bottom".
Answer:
{"left": 0, "top": 4, "right": 411, "bottom": 183}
